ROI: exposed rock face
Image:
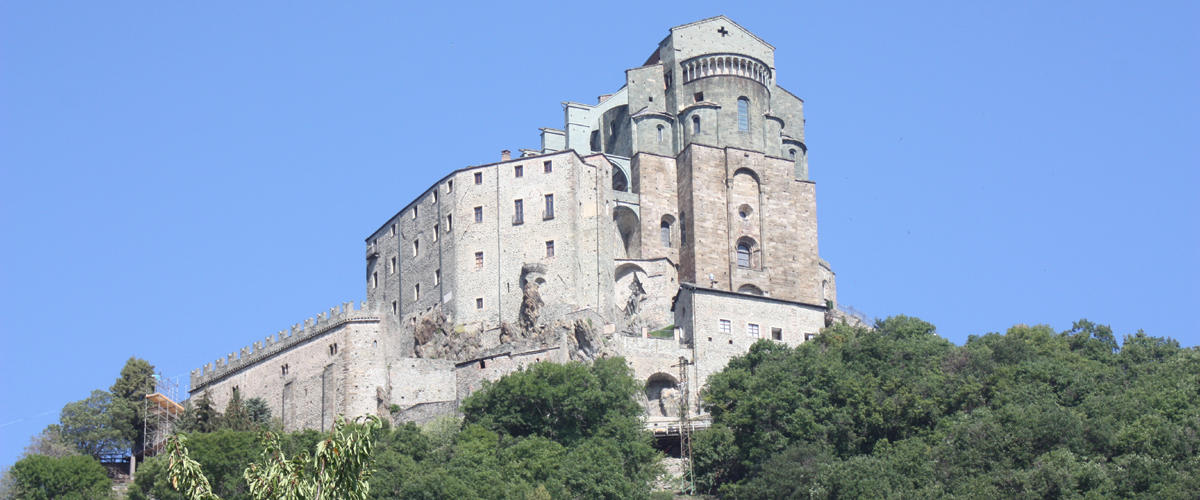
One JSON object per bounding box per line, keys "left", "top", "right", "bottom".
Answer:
{"left": 414, "top": 308, "right": 482, "bottom": 360}
{"left": 566, "top": 318, "right": 600, "bottom": 361}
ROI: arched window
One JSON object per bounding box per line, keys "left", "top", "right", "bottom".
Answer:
{"left": 660, "top": 220, "right": 671, "bottom": 248}
{"left": 692, "top": 115, "right": 701, "bottom": 134}
{"left": 789, "top": 149, "right": 796, "bottom": 160}
{"left": 737, "top": 97, "right": 749, "bottom": 131}
{"left": 737, "top": 243, "right": 751, "bottom": 268}
{"left": 656, "top": 125, "right": 664, "bottom": 143}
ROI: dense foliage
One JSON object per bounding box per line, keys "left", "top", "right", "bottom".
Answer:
{"left": 8, "top": 454, "right": 112, "bottom": 500}
{"left": 371, "top": 357, "right": 663, "bottom": 500}
{"left": 693, "top": 316, "right": 1200, "bottom": 499}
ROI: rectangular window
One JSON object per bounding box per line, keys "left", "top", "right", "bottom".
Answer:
{"left": 694, "top": 92, "right": 703, "bottom": 102}
{"left": 371, "top": 272, "right": 377, "bottom": 289}
{"left": 433, "top": 224, "right": 439, "bottom": 241}
{"left": 413, "top": 239, "right": 419, "bottom": 256}
{"left": 805, "top": 333, "right": 816, "bottom": 341}
{"left": 434, "top": 269, "right": 440, "bottom": 286}
{"left": 719, "top": 319, "right": 731, "bottom": 334}
{"left": 476, "top": 297, "right": 484, "bottom": 309}
{"left": 475, "top": 251, "right": 484, "bottom": 268}
{"left": 413, "top": 283, "right": 420, "bottom": 301}
{"left": 544, "top": 194, "right": 554, "bottom": 220}
{"left": 474, "top": 206, "right": 483, "bottom": 223}
{"left": 474, "top": 172, "right": 483, "bottom": 184}
{"left": 447, "top": 215, "right": 452, "bottom": 232}
{"left": 447, "top": 180, "right": 453, "bottom": 193}
{"left": 391, "top": 300, "right": 397, "bottom": 316}
{"left": 748, "top": 324, "right": 760, "bottom": 337}
{"left": 389, "top": 256, "right": 396, "bottom": 274}
{"left": 544, "top": 160, "right": 553, "bottom": 173}
{"left": 546, "top": 240, "right": 555, "bottom": 257}
{"left": 514, "top": 165, "right": 523, "bottom": 177}
{"left": 390, "top": 223, "right": 396, "bottom": 237}
{"left": 412, "top": 206, "right": 418, "bottom": 219}
{"left": 513, "top": 199, "right": 524, "bottom": 224}
{"left": 772, "top": 328, "right": 782, "bottom": 341}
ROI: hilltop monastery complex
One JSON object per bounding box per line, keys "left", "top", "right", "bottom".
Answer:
{"left": 189, "top": 16, "right": 839, "bottom": 430}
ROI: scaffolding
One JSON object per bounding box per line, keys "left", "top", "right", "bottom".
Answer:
{"left": 675, "top": 355, "right": 696, "bottom": 496}
{"left": 142, "top": 373, "right": 183, "bottom": 459}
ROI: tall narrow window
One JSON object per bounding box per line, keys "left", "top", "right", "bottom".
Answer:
{"left": 476, "top": 297, "right": 484, "bottom": 309}
{"left": 474, "top": 206, "right": 483, "bottom": 223}
{"left": 513, "top": 199, "right": 524, "bottom": 224}
{"left": 656, "top": 125, "right": 664, "bottom": 143}
{"left": 391, "top": 300, "right": 397, "bottom": 316}
{"left": 413, "top": 283, "right": 420, "bottom": 302}
{"left": 434, "top": 269, "right": 440, "bottom": 285}
{"left": 412, "top": 206, "right": 418, "bottom": 219}
{"left": 390, "top": 223, "right": 396, "bottom": 237}
{"left": 431, "top": 191, "right": 437, "bottom": 204}
{"left": 544, "top": 194, "right": 554, "bottom": 219}
{"left": 389, "top": 256, "right": 396, "bottom": 274}
{"left": 661, "top": 221, "right": 671, "bottom": 247}
{"left": 474, "top": 172, "right": 483, "bottom": 184}
{"left": 546, "top": 240, "right": 555, "bottom": 257}
{"left": 413, "top": 239, "right": 419, "bottom": 257}
{"left": 446, "top": 215, "right": 452, "bottom": 232}
{"left": 737, "top": 243, "right": 751, "bottom": 268}
{"left": 790, "top": 149, "right": 796, "bottom": 160}
{"left": 514, "top": 165, "right": 523, "bottom": 178}
{"left": 433, "top": 224, "right": 439, "bottom": 241}
{"left": 447, "top": 180, "right": 453, "bottom": 193}
{"left": 692, "top": 115, "right": 701, "bottom": 134}
{"left": 371, "top": 272, "right": 377, "bottom": 289}
{"left": 475, "top": 251, "right": 484, "bottom": 268}
{"left": 737, "top": 97, "right": 749, "bottom": 131}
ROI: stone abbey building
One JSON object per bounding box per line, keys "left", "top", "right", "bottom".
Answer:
{"left": 189, "top": 16, "right": 838, "bottom": 430}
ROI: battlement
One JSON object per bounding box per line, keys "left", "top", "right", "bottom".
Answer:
{"left": 189, "top": 301, "right": 378, "bottom": 392}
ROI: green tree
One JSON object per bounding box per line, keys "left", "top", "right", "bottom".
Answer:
{"left": 22, "top": 425, "right": 79, "bottom": 458}
{"left": 59, "top": 390, "right": 133, "bottom": 460}
{"left": 220, "top": 389, "right": 253, "bottom": 432}
{"left": 110, "top": 357, "right": 157, "bottom": 451}
{"left": 9, "top": 454, "right": 112, "bottom": 500}
{"left": 166, "top": 415, "right": 380, "bottom": 500}
{"left": 245, "top": 397, "right": 272, "bottom": 426}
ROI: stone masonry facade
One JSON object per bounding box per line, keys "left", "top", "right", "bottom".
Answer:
{"left": 189, "top": 16, "right": 838, "bottom": 430}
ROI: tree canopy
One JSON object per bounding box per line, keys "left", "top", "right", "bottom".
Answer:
{"left": 8, "top": 454, "right": 112, "bottom": 500}
{"left": 693, "top": 316, "right": 1200, "bottom": 499}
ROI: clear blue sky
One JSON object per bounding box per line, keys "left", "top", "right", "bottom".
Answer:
{"left": 2, "top": 1, "right": 1196, "bottom": 467}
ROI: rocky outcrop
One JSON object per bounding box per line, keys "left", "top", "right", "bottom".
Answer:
{"left": 414, "top": 308, "right": 483, "bottom": 360}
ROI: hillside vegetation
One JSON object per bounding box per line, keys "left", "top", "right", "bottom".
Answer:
{"left": 694, "top": 317, "right": 1200, "bottom": 499}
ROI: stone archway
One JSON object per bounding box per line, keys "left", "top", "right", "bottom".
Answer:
{"left": 645, "top": 372, "right": 680, "bottom": 417}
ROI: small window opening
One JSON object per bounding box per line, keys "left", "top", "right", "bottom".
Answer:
{"left": 476, "top": 297, "right": 484, "bottom": 309}
{"left": 475, "top": 251, "right": 484, "bottom": 268}
{"left": 412, "top": 206, "right": 418, "bottom": 219}
{"left": 719, "top": 319, "right": 731, "bottom": 334}
{"left": 413, "top": 283, "right": 420, "bottom": 301}
{"left": 513, "top": 199, "right": 524, "bottom": 224}
{"left": 546, "top": 240, "right": 555, "bottom": 257}
{"left": 434, "top": 269, "right": 440, "bottom": 285}
{"left": 390, "top": 223, "right": 396, "bottom": 237}
{"left": 694, "top": 92, "right": 703, "bottom": 102}
{"left": 474, "top": 206, "right": 483, "bottom": 223}
{"left": 737, "top": 243, "right": 751, "bottom": 269}
{"left": 371, "top": 272, "right": 377, "bottom": 289}
{"left": 480, "top": 360, "right": 486, "bottom": 369}
{"left": 474, "top": 172, "right": 483, "bottom": 184}
{"left": 447, "top": 215, "right": 452, "bottom": 232}
{"left": 544, "top": 160, "right": 553, "bottom": 173}
{"left": 514, "top": 165, "right": 523, "bottom": 178}
{"left": 447, "top": 180, "right": 453, "bottom": 193}
{"left": 660, "top": 220, "right": 671, "bottom": 248}
{"left": 391, "top": 300, "right": 397, "bottom": 316}
{"left": 748, "top": 324, "right": 760, "bottom": 337}
{"left": 657, "top": 125, "right": 664, "bottom": 143}
{"left": 544, "top": 194, "right": 555, "bottom": 219}
{"left": 413, "top": 239, "right": 419, "bottom": 257}
{"left": 692, "top": 115, "right": 701, "bottom": 134}
{"left": 329, "top": 344, "right": 338, "bottom": 355}
{"left": 805, "top": 333, "right": 816, "bottom": 341}
{"left": 737, "top": 97, "right": 749, "bottom": 132}
{"left": 431, "top": 191, "right": 437, "bottom": 204}
{"left": 389, "top": 256, "right": 396, "bottom": 274}
{"left": 772, "top": 328, "right": 783, "bottom": 341}
{"left": 433, "top": 224, "right": 439, "bottom": 241}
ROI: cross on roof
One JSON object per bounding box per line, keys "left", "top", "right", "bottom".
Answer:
{"left": 717, "top": 26, "right": 729, "bottom": 37}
